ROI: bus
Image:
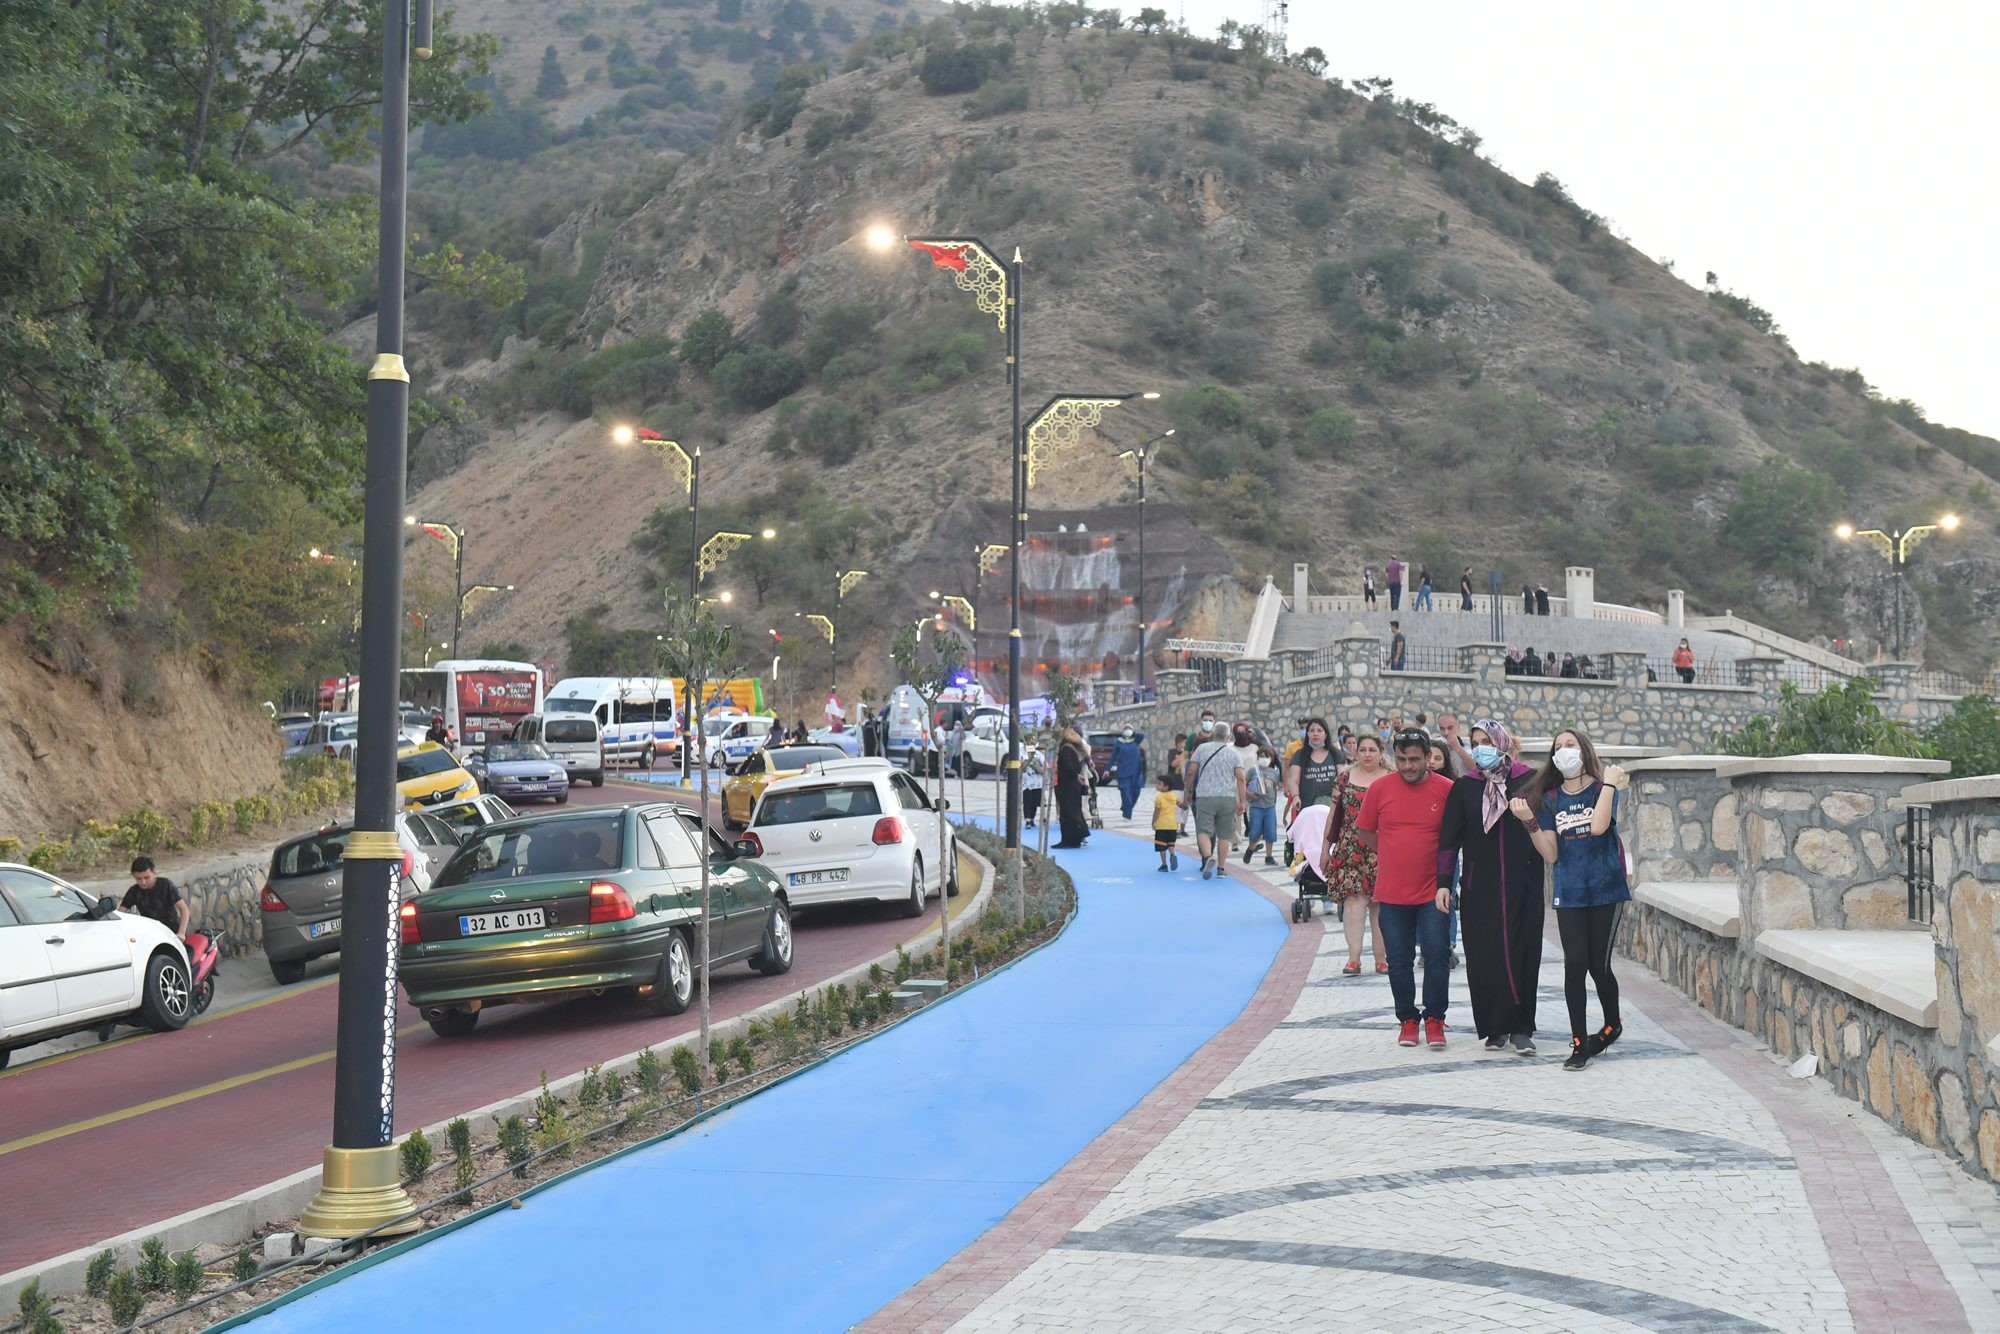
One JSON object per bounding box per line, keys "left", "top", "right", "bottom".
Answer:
{"left": 400, "top": 660, "right": 544, "bottom": 747}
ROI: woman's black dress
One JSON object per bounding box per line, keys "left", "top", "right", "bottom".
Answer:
{"left": 1054, "top": 741, "right": 1090, "bottom": 848}
{"left": 1438, "top": 770, "right": 1546, "bottom": 1039}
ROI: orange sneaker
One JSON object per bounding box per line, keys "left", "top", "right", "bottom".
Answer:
{"left": 1425, "top": 1018, "right": 1447, "bottom": 1050}
{"left": 1397, "top": 1019, "right": 1419, "bottom": 1047}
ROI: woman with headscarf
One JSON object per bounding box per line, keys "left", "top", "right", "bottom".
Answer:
{"left": 1436, "top": 717, "right": 1545, "bottom": 1053}
{"left": 1053, "top": 725, "right": 1091, "bottom": 849}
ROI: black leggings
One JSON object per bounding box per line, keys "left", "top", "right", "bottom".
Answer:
{"left": 1557, "top": 903, "right": 1623, "bottom": 1038}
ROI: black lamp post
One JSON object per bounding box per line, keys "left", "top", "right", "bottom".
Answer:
{"left": 405, "top": 515, "right": 465, "bottom": 656}
{"left": 1835, "top": 515, "right": 1961, "bottom": 658}
{"left": 298, "top": 0, "right": 431, "bottom": 1240}
{"left": 1114, "top": 429, "right": 1174, "bottom": 693}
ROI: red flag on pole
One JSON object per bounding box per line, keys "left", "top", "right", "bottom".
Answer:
{"left": 909, "top": 240, "right": 970, "bottom": 272}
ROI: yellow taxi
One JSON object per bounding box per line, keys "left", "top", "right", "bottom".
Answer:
{"left": 396, "top": 740, "right": 479, "bottom": 812}
{"left": 720, "top": 741, "right": 853, "bottom": 829}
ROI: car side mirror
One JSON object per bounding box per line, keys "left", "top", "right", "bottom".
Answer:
{"left": 938, "top": 798, "right": 951, "bottom": 811}
{"left": 93, "top": 895, "right": 118, "bottom": 920}
{"left": 734, "top": 839, "right": 759, "bottom": 859}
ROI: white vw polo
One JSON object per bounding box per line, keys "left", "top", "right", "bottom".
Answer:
{"left": 0, "top": 863, "right": 193, "bottom": 1068}
{"left": 741, "top": 760, "right": 957, "bottom": 916}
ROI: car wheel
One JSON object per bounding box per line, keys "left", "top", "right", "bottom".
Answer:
{"left": 0, "top": 1049, "right": 9, "bottom": 1070}
{"left": 945, "top": 840, "right": 961, "bottom": 898}
{"left": 138, "top": 950, "right": 192, "bottom": 1032}
{"left": 639, "top": 745, "right": 654, "bottom": 770}
{"left": 901, "top": 857, "right": 927, "bottom": 918}
{"left": 751, "top": 898, "right": 794, "bottom": 975}
{"left": 645, "top": 930, "right": 695, "bottom": 1016}
{"left": 555, "top": 791, "right": 569, "bottom": 805}
{"left": 590, "top": 774, "right": 604, "bottom": 788}
{"left": 427, "top": 1008, "right": 479, "bottom": 1038}
{"left": 723, "top": 814, "right": 745, "bottom": 832}
{"left": 269, "top": 958, "right": 308, "bottom": 985}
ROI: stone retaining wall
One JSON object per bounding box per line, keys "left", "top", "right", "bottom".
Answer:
{"left": 1919, "top": 779, "right": 2000, "bottom": 1179}
{"left": 1111, "top": 642, "right": 1952, "bottom": 760}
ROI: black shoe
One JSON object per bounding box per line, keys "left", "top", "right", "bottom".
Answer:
{"left": 1264, "top": 856, "right": 1278, "bottom": 867}
{"left": 1241, "top": 847, "right": 1253, "bottom": 866}
{"left": 1586, "top": 1022, "right": 1623, "bottom": 1057}
{"left": 1563, "top": 1038, "right": 1590, "bottom": 1072}
{"left": 1483, "top": 1035, "right": 1506, "bottom": 1052}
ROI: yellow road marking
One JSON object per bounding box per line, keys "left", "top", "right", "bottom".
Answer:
{"left": 0, "top": 975, "right": 339, "bottom": 1082}
{"left": 0, "top": 1022, "right": 426, "bottom": 1158}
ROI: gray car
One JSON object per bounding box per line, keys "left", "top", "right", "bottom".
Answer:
{"left": 261, "top": 812, "right": 461, "bottom": 983}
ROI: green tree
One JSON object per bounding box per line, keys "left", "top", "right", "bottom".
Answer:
{"left": 918, "top": 44, "right": 988, "bottom": 95}
{"left": 537, "top": 45, "right": 569, "bottom": 98}
{"left": 1723, "top": 456, "right": 1844, "bottom": 577}
{"left": 1131, "top": 7, "right": 1168, "bottom": 33}
{"left": 1715, "top": 678, "right": 1932, "bottom": 759}
{"left": 1798, "top": 425, "right": 1870, "bottom": 495}
{"left": 679, "top": 309, "right": 738, "bottom": 373}
{"left": 713, "top": 347, "right": 808, "bottom": 411}
{"left": 1303, "top": 407, "right": 1358, "bottom": 455}
{"left": 1925, "top": 695, "right": 2000, "bottom": 777}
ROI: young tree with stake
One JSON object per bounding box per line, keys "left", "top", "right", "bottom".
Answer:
{"left": 891, "top": 621, "right": 967, "bottom": 970}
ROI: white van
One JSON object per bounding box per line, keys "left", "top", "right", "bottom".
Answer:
{"left": 543, "top": 677, "right": 680, "bottom": 768}
{"left": 512, "top": 713, "right": 605, "bottom": 786}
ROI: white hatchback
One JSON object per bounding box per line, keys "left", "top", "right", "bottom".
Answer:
{"left": 743, "top": 761, "right": 957, "bottom": 916}
{"left": 0, "top": 864, "right": 193, "bottom": 1068}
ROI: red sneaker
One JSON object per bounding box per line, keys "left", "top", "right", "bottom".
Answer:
{"left": 1425, "top": 1018, "right": 1447, "bottom": 1049}
{"left": 1397, "top": 1019, "right": 1419, "bottom": 1047}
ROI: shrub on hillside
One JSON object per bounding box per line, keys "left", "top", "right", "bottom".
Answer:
{"left": 803, "top": 304, "right": 880, "bottom": 374}
{"left": 798, "top": 399, "right": 869, "bottom": 464}
{"left": 543, "top": 336, "right": 681, "bottom": 417}
{"left": 679, "top": 310, "right": 738, "bottom": 373}
{"left": 918, "top": 41, "right": 1008, "bottom": 95}
{"left": 964, "top": 80, "right": 1029, "bottom": 119}
{"left": 712, "top": 347, "right": 807, "bottom": 411}
{"left": 1646, "top": 445, "right": 1714, "bottom": 489}
{"left": 1167, "top": 385, "right": 1249, "bottom": 436}
{"left": 1723, "top": 456, "right": 1843, "bottom": 576}
{"left": 1302, "top": 407, "right": 1358, "bottom": 456}
{"left": 1202, "top": 327, "right": 1260, "bottom": 381}
{"left": 1798, "top": 425, "right": 1870, "bottom": 494}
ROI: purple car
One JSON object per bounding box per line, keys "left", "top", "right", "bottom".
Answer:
{"left": 466, "top": 741, "right": 571, "bottom": 804}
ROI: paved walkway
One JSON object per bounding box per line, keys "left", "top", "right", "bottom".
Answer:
{"left": 231, "top": 783, "right": 2000, "bottom": 1333}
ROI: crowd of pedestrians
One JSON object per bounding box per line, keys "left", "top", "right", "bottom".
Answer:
{"left": 1097, "top": 705, "right": 1632, "bottom": 1074}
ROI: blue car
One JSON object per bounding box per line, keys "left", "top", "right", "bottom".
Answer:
{"left": 465, "top": 740, "right": 571, "bottom": 805}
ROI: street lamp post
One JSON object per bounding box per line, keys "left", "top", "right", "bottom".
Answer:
{"left": 1835, "top": 515, "right": 1961, "bottom": 658}
{"left": 458, "top": 583, "right": 514, "bottom": 631}
{"left": 1114, "top": 429, "right": 1174, "bottom": 694}
{"left": 404, "top": 515, "right": 466, "bottom": 655}
{"left": 299, "top": 0, "right": 430, "bottom": 1241}
{"left": 613, "top": 425, "right": 703, "bottom": 776}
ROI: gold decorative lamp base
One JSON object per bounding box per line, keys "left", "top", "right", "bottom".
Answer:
{"left": 298, "top": 1145, "right": 423, "bottom": 1239}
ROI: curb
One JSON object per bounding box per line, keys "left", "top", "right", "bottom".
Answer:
{"left": 0, "top": 843, "right": 996, "bottom": 1309}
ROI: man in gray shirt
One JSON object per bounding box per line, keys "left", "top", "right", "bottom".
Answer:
{"left": 1184, "top": 724, "right": 1249, "bottom": 880}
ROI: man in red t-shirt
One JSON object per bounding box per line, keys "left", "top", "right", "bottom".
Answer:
{"left": 1356, "top": 731, "right": 1457, "bottom": 1049}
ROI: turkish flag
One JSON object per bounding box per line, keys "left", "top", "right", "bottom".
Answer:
{"left": 910, "top": 241, "right": 969, "bottom": 272}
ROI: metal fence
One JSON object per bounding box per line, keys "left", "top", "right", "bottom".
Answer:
{"left": 1292, "top": 645, "right": 1342, "bottom": 678}
{"left": 1915, "top": 670, "right": 1975, "bottom": 697}
{"left": 1380, "top": 645, "right": 1464, "bottom": 674}
{"left": 1187, "top": 655, "right": 1230, "bottom": 693}
{"left": 1905, "top": 805, "right": 1935, "bottom": 924}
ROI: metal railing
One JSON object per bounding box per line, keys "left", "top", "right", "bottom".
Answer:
{"left": 1906, "top": 805, "right": 1935, "bottom": 924}
{"left": 1291, "top": 645, "right": 1342, "bottom": 678}
{"left": 1188, "top": 655, "right": 1230, "bottom": 693}
{"left": 1915, "top": 670, "right": 1974, "bottom": 697}
{"left": 1380, "top": 645, "right": 1465, "bottom": 674}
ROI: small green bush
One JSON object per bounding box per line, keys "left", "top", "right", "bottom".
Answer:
{"left": 601, "top": 1068, "right": 626, "bottom": 1103}
{"left": 1303, "top": 408, "right": 1359, "bottom": 456}
{"left": 963, "top": 80, "right": 1029, "bottom": 120}
{"left": 400, "top": 1127, "right": 434, "bottom": 1182}
{"left": 108, "top": 1269, "right": 146, "bottom": 1327}
{"left": 170, "top": 1247, "right": 205, "bottom": 1300}
{"left": 498, "top": 1115, "right": 533, "bottom": 1178}
{"left": 233, "top": 1247, "right": 259, "bottom": 1283}
{"left": 86, "top": 1248, "right": 118, "bottom": 1297}
{"left": 137, "top": 1236, "right": 172, "bottom": 1291}
{"left": 712, "top": 347, "right": 807, "bottom": 411}
{"left": 635, "top": 1046, "right": 667, "bottom": 1095}
{"left": 670, "top": 1044, "right": 703, "bottom": 1094}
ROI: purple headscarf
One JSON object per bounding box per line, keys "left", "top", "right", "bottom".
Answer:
{"left": 1471, "top": 717, "right": 1522, "bottom": 832}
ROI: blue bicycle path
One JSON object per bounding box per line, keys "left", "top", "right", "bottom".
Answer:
{"left": 242, "top": 837, "right": 1285, "bottom": 1333}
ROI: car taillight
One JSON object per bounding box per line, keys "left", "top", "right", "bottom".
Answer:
{"left": 740, "top": 832, "right": 763, "bottom": 857}
{"left": 399, "top": 901, "right": 419, "bottom": 945}
{"left": 400, "top": 849, "right": 416, "bottom": 882}
{"left": 324, "top": 745, "right": 337, "bottom": 757}
{"left": 589, "top": 881, "right": 636, "bottom": 924}
{"left": 871, "top": 817, "right": 906, "bottom": 846}
{"left": 260, "top": 883, "right": 287, "bottom": 911}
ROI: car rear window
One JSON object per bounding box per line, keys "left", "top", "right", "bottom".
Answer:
{"left": 755, "top": 783, "right": 883, "bottom": 826}
{"left": 434, "top": 813, "right": 625, "bottom": 886}
{"left": 543, "top": 719, "right": 596, "bottom": 743}
{"left": 397, "top": 748, "right": 461, "bottom": 781}
{"left": 276, "top": 832, "right": 349, "bottom": 877}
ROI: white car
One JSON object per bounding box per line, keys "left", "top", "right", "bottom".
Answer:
{"left": 0, "top": 864, "right": 193, "bottom": 1068}
{"left": 956, "top": 712, "right": 1012, "bottom": 776}
{"left": 742, "top": 761, "right": 957, "bottom": 916}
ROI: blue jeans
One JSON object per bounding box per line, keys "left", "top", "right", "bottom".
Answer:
{"left": 1414, "top": 586, "right": 1433, "bottom": 611}
{"left": 1378, "top": 899, "right": 1450, "bottom": 1022}
{"left": 1245, "top": 804, "right": 1277, "bottom": 845}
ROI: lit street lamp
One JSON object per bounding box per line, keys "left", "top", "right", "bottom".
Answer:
{"left": 939, "top": 595, "right": 976, "bottom": 631}
{"left": 1835, "top": 514, "right": 1962, "bottom": 658}
{"left": 1114, "top": 428, "right": 1174, "bottom": 691}
{"left": 300, "top": 0, "right": 433, "bottom": 1241}
{"left": 404, "top": 514, "right": 470, "bottom": 656}
{"left": 459, "top": 583, "right": 514, "bottom": 623}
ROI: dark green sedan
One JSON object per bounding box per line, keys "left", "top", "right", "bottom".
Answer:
{"left": 399, "top": 803, "right": 793, "bottom": 1038}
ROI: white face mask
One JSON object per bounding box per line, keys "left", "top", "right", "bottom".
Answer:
{"left": 1552, "top": 746, "right": 1584, "bottom": 778}
{"left": 1257, "top": 757, "right": 1271, "bottom": 767}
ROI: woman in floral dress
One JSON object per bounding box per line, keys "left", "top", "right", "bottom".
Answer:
{"left": 1325, "top": 733, "right": 1391, "bottom": 975}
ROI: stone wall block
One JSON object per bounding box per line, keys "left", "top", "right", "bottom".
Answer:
{"left": 1940, "top": 1071, "right": 1975, "bottom": 1157}
{"left": 1712, "top": 792, "right": 1738, "bottom": 852}
{"left": 1820, "top": 791, "right": 1876, "bottom": 823}
{"left": 1752, "top": 869, "right": 1814, "bottom": 931}
{"left": 1759, "top": 789, "right": 1815, "bottom": 812}
{"left": 1868, "top": 1036, "right": 1893, "bottom": 1115}
{"left": 1679, "top": 821, "right": 1705, "bottom": 853}
{"left": 1637, "top": 802, "right": 1675, "bottom": 853}
{"left": 1950, "top": 873, "right": 2000, "bottom": 1046}
{"left": 1860, "top": 828, "right": 1889, "bottom": 870}
{"left": 1838, "top": 879, "right": 1913, "bottom": 931}
{"left": 1795, "top": 827, "right": 1858, "bottom": 880}
{"left": 1894, "top": 1045, "right": 1941, "bottom": 1146}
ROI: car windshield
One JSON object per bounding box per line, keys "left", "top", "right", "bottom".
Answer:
{"left": 543, "top": 719, "right": 596, "bottom": 743}
{"left": 484, "top": 742, "right": 549, "bottom": 763}
{"left": 403, "top": 710, "right": 434, "bottom": 728}
{"left": 545, "top": 696, "right": 594, "bottom": 715}
{"left": 433, "top": 813, "right": 625, "bottom": 886}
{"left": 276, "top": 831, "right": 349, "bottom": 877}
{"left": 755, "top": 783, "right": 883, "bottom": 826}
{"left": 763, "top": 746, "right": 843, "bottom": 770}
{"left": 397, "top": 748, "right": 462, "bottom": 781}
{"left": 331, "top": 722, "right": 358, "bottom": 740}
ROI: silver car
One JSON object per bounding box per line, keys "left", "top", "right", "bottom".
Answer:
{"left": 260, "top": 812, "right": 460, "bottom": 983}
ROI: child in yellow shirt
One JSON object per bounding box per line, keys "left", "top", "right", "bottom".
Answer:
{"left": 1152, "top": 775, "right": 1180, "bottom": 872}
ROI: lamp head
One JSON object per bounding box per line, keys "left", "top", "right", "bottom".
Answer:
{"left": 1140, "top": 391, "right": 1161, "bottom": 400}
{"left": 760, "top": 527, "right": 777, "bottom": 539}
{"left": 1835, "top": 523, "right": 1855, "bottom": 540}
{"left": 612, "top": 424, "right": 635, "bottom": 445}
{"left": 864, "top": 225, "right": 899, "bottom": 252}
{"left": 309, "top": 548, "right": 323, "bottom": 559}
{"left": 1941, "top": 513, "right": 1961, "bottom": 532}
{"left": 719, "top": 590, "right": 734, "bottom": 603}
{"left": 403, "top": 514, "right": 417, "bottom": 527}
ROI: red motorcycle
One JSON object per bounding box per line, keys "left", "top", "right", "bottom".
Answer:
{"left": 96, "top": 929, "right": 224, "bottom": 1042}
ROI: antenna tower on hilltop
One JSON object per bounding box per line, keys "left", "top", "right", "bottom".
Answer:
{"left": 1262, "top": 0, "right": 1289, "bottom": 56}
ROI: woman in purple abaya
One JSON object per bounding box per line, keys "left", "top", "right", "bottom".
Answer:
{"left": 1437, "top": 718, "right": 1546, "bottom": 1053}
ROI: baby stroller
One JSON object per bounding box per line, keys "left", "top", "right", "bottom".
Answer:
{"left": 1085, "top": 773, "right": 1105, "bottom": 831}
{"left": 1290, "top": 857, "right": 1334, "bottom": 924}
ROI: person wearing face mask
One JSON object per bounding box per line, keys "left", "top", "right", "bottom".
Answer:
{"left": 1185, "top": 710, "right": 1218, "bottom": 756}
{"left": 1438, "top": 719, "right": 1546, "bottom": 1055}
{"left": 1110, "top": 726, "right": 1147, "bottom": 821}
{"left": 1241, "top": 745, "right": 1282, "bottom": 867}
{"left": 1515, "top": 727, "right": 1630, "bottom": 1072}
{"left": 1354, "top": 731, "right": 1456, "bottom": 1048}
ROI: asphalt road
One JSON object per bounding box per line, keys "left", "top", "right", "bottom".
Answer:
{"left": 0, "top": 778, "right": 961, "bottom": 1278}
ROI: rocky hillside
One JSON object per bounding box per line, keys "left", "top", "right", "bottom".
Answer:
{"left": 403, "top": 8, "right": 2000, "bottom": 680}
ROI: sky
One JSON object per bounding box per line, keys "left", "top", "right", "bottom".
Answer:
{"left": 1181, "top": 1, "right": 2000, "bottom": 438}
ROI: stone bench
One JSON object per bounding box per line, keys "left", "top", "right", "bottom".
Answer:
{"left": 1754, "top": 929, "right": 1938, "bottom": 1028}
{"left": 1634, "top": 881, "right": 1741, "bottom": 938}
